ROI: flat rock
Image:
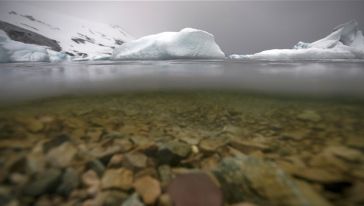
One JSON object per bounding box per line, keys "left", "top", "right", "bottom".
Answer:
{"left": 281, "top": 129, "right": 310, "bottom": 141}
{"left": 56, "top": 168, "right": 80, "bottom": 196}
{"left": 310, "top": 146, "right": 363, "bottom": 172}
{"left": 293, "top": 168, "right": 346, "bottom": 183}
{"left": 86, "top": 159, "right": 106, "bottom": 177}
{"left": 101, "top": 168, "right": 133, "bottom": 190}
{"left": 125, "top": 152, "right": 148, "bottom": 169}
{"left": 122, "top": 193, "right": 144, "bottom": 206}
{"left": 199, "top": 138, "right": 227, "bottom": 152}
{"left": 297, "top": 110, "right": 321, "bottom": 122}
{"left": 108, "top": 154, "right": 124, "bottom": 168}
{"left": 167, "top": 172, "right": 223, "bottom": 206}
{"left": 43, "top": 133, "right": 70, "bottom": 153}
{"left": 23, "top": 168, "right": 62, "bottom": 196}
{"left": 46, "top": 142, "right": 77, "bottom": 168}
{"left": 133, "top": 176, "right": 161, "bottom": 205}
{"left": 93, "top": 190, "right": 128, "bottom": 206}
{"left": 228, "top": 139, "right": 269, "bottom": 154}
{"left": 21, "top": 117, "right": 44, "bottom": 133}
{"left": 81, "top": 170, "right": 100, "bottom": 196}
{"left": 213, "top": 155, "right": 332, "bottom": 206}
{"left": 155, "top": 140, "right": 191, "bottom": 165}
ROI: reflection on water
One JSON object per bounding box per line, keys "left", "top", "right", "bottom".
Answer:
{"left": 0, "top": 60, "right": 364, "bottom": 102}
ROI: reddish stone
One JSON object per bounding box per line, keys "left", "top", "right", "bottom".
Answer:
{"left": 167, "top": 172, "right": 223, "bottom": 206}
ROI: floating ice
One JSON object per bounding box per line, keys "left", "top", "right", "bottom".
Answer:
{"left": 230, "top": 20, "right": 364, "bottom": 60}
{"left": 112, "top": 28, "right": 225, "bottom": 60}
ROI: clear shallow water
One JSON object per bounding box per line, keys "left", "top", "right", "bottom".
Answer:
{"left": 1, "top": 60, "right": 364, "bottom": 205}
{"left": 0, "top": 60, "right": 364, "bottom": 103}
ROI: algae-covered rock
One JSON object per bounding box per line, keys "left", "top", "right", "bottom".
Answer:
{"left": 213, "top": 155, "right": 332, "bottom": 206}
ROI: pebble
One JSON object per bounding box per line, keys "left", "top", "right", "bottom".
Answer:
{"left": 199, "top": 138, "right": 227, "bottom": 152}
{"left": 133, "top": 176, "right": 161, "bottom": 205}
{"left": 167, "top": 172, "right": 223, "bottom": 206}
{"left": 86, "top": 159, "right": 105, "bottom": 177}
{"left": 297, "top": 110, "right": 322, "bottom": 122}
{"left": 101, "top": 168, "right": 133, "bottom": 190}
{"left": 155, "top": 140, "right": 191, "bottom": 165}
{"left": 158, "top": 165, "right": 173, "bottom": 187}
{"left": 56, "top": 168, "right": 80, "bottom": 196}
{"left": 23, "top": 168, "right": 62, "bottom": 196}
{"left": 125, "top": 152, "right": 148, "bottom": 169}
{"left": 122, "top": 193, "right": 144, "bottom": 206}
{"left": 46, "top": 142, "right": 77, "bottom": 168}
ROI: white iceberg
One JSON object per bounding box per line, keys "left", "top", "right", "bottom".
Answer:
{"left": 112, "top": 28, "right": 225, "bottom": 60}
{"left": 0, "top": 30, "right": 69, "bottom": 63}
{"left": 230, "top": 20, "right": 364, "bottom": 60}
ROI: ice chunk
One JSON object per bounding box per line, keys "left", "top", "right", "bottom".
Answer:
{"left": 112, "top": 28, "right": 225, "bottom": 60}
{"left": 230, "top": 48, "right": 360, "bottom": 61}
{"left": 0, "top": 30, "right": 69, "bottom": 63}
{"left": 47, "top": 49, "right": 71, "bottom": 62}
{"left": 231, "top": 20, "right": 364, "bottom": 60}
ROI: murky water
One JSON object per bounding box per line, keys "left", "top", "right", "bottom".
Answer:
{"left": 0, "top": 60, "right": 364, "bottom": 206}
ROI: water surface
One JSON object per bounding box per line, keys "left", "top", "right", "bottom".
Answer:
{"left": 1, "top": 60, "right": 364, "bottom": 103}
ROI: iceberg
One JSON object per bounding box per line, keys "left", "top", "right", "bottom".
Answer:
{"left": 0, "top": 2, "right": 133, "bottom": 59}
{"left": 230, "top": 20, "right": 364, "bottom": 60}
{"left": 112, "top": 28, "right": 225, "bottom": 60}
{"left": 0, "top": 30, "right": 69, "bottom": 63}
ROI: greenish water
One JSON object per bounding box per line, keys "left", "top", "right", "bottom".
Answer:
{"left": 1, "top": 60, "right": 364, "bottom": 205}
{"left": 0, "top": 91, "right": 363, "bottom": 205}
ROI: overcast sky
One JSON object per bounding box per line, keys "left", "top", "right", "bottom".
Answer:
{"left": 2, "top": 1, "right": 364, "bottom": 54}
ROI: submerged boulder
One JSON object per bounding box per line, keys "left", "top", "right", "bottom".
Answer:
{"left": 213, "top": 155, "right": 332, "bottom": 206}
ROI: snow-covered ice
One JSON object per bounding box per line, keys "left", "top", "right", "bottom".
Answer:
{"left": 112, "top": 28, "right": 225, "bottom": 60}
{"left": 0, "top": 30, "right": 69, "bottom": 62}
{"left": 0, "top": 2, "right": 133, "bottom": 60}
{"left": 230, "top": 20, "right": 364, "bottom": 60}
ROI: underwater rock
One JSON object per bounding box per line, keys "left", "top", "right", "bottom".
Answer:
{"left": 167, "top": 172, "right": 223, "bottom": 206}
{"left": 93, "top": 190, "right": 128, "bottom": 206}
{"left": 46, "top": 142, "right": 77, "bottom": 168}
{"left": 124, "top": 152, "right": 148, "bottom": 169}
{"left": 158, "top": 193, "right": 173, "bottom": 206}
{"left": 43, "top": 133, "right": 70, "bottom": 153}
{"left": 213, "top": 155, "right": 332, "bottom": 206}
{"left": 133, "top": 176, "right": 161, "bottom": 205}
{"left": 81, "top": 170, "right": 100, "bottom": 196}
{"left": 86, "top": 159, "right": 106, "bottom": 177}
{"left": 56, "top": 168, "right": 80, "bottom": 196}
{"left": 101, "top": 168, "right": 133, "bottom": 190}
{"left": 158, "top": 165, "right": 173, "bottom": 187}
{"left": 228, "top": 139, "right": 269, "bottom": 154}
{"left": 199, "top": 138, "right": 228, "bottom": 152}
{"left": 155, "top": 140, "right": 191, "bottom": 165}
{"left": 23, "top": 168, "right": 62, "bottom": 196}
{"left": 293, "top": 168, "right": 346, "bottom": 184}
{"left": 297, "top": 110, "right": 322, "bottom": 122}
{"left": 122, "top": 193, "right": 145, "bottom": 206}
{"left": 108, "top": 154, "right": 124, "bottom": 168}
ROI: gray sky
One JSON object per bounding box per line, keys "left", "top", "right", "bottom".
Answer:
{"left": 2, "top": 1, "right": 364, "bottom": 54}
